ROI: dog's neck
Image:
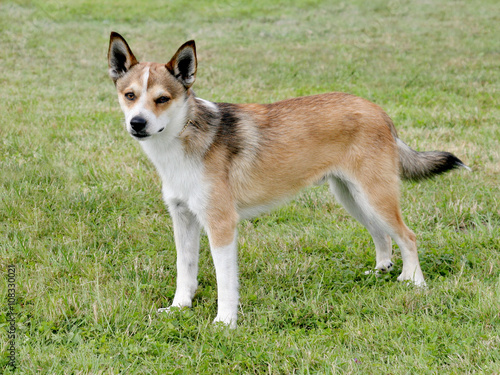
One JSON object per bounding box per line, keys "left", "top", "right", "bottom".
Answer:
{"left": 177, "top": 119, "right": 194, "bottom": 138}
{"left": 174, "top": 96, "right": 221, "bottom": 156}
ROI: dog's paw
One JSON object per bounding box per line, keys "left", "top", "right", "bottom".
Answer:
{"left": 213, "top": 314, "right": 237, "bottom": 329}
{"left": 375, "top": 260, "right": 394, "bottom": 273}
{"left": 397, "top": 269, "right": 426, "bottom": 287}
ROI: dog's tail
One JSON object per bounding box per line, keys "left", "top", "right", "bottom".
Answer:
{"left": 396, "top": 138, "right": 470, "bottom": 181}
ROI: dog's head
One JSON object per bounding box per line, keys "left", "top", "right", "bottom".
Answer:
{"left": 108, "top": 32, "right": 197, "bottom": 140}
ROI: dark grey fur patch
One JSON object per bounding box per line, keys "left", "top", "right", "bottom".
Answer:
{"left": 212, "top": 103, "right": 242, "bottom": 157}
{"left": 185, "top": 98, "right": 246, "bottom": 161}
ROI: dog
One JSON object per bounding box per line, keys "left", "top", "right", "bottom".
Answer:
{"left": 107, "top": 32, "right": 469, "bottom": 328}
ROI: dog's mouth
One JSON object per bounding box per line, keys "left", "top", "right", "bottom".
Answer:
{"left": 130, "top": 128, "right": 165, "bottom": 140}
{"left": 130, "top": 127, "right": 165, "bottom": 139}
{"left": 131, "top": 132, "right": 150, "bottom": 139}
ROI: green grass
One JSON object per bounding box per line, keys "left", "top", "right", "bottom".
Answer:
{"left": 1, "top": 0, "right": 499, "bottom": 373}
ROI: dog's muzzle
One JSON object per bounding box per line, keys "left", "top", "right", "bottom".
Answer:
{"left": 130, "top": 116, "right": 149, "bottom": 138}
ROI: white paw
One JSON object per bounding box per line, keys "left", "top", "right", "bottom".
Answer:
{"left": 375, "top": 260, "right": 394, "bottom": 273}
{"left": 213, "top": 314, "right": 237, "bottom": 329}
{"left": 397, "top": 269, "right": 426, "bottom": 287}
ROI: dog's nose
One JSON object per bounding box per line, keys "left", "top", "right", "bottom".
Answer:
{"left": 130, "top": 116, "right": 147, "bottom": 132}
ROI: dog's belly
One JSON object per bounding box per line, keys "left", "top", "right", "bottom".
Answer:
{"left": 237, "top": 199, "right": 290, "bottom": 220}
{"left": 236, "top": 176, "right": 330, "bottom": 220}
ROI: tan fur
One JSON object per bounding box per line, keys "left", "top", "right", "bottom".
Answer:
{"left": 192, "top": 93, "right": 405, "bottom": 250}
{"left": 117, "top": 63, "right": 186, "bottom": 114}
{"left": 204, "top": 147, "right": 239, "bottom": 248}
{"left": 226, "top": 94, "right": 398, "bottom": 208}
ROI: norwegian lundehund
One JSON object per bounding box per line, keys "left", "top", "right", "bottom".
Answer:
{"left": 108, "top": 32, "right": 469, "bottom": 327}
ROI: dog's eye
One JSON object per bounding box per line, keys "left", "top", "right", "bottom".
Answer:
{"left": 125, "top": 92, "right": 135, "bottom": 101}
{"left": 155, "top": 96, "right": 170, "bottom": 104}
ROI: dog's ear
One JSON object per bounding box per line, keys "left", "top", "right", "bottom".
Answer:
{"left": 166, "top": 40, "right": 197, "bottom": 89}
{"left": 108, "top": 32, "right": 139, "bottom": 83}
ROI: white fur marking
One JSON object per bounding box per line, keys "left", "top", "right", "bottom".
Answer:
{"left": 141, "top": 137, "right": 208, "bottom": 221}
{"left": 123, "top": 66, "right": 151, "bottom": 134}
{"left": 210, "top": 234, "right": 239, "bottom": 328}
{"left": 197, "top": 98, "right": 218, "bottom": 112}
{"left": 160, "top": 203, "right": 202, "bottom": 311}
{"left": 142, "top": 67, "right": 150, "bottom": 93}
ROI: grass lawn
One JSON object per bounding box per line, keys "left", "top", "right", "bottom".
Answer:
{"left": 1, "top": 0, "right": 499, "bottom": 373}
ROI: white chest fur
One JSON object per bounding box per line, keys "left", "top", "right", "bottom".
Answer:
{"left": 139, "top": 136, "right": 208, "bottom": 219}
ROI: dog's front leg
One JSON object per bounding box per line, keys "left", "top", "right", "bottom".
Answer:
{"left": 163, "top": 201, "right": 202, "bottom": 311}
{"left": 206, "top": 206, "right": 239, "bottom": 328}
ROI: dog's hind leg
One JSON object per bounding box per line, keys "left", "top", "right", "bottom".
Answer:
{"left": 159, "top": 200, "right": 202, "bottom": 312}
{"left": 329, "top": 173, "right": 425, "bottom": 285}
{"left": 328, "top": 176, "right": 394, "bottom": 273}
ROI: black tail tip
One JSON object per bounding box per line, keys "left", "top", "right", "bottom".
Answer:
{"left": 433, "top": 153, "right": 471, "bottom": 175}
